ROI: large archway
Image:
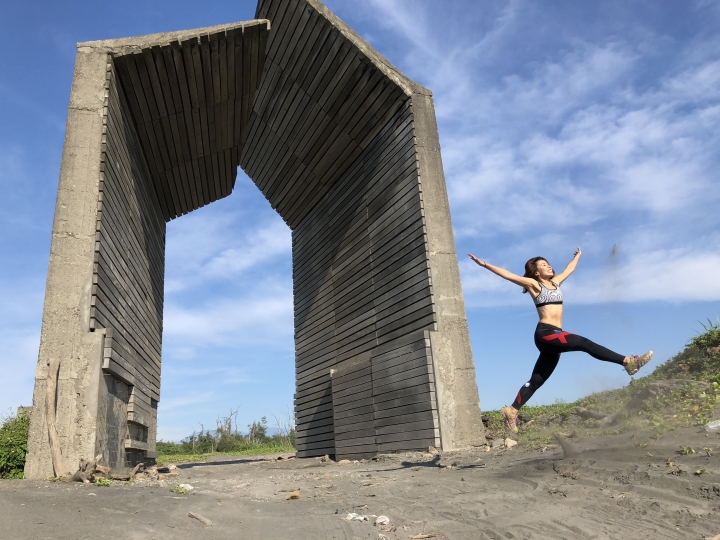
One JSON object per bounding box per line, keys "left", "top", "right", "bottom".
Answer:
{"left": 24, "top": 0, "right": 484, "bottom": 478}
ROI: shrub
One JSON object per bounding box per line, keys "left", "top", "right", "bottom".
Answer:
{"left": 0, "top": 411, "right": 30, "bottom": 479}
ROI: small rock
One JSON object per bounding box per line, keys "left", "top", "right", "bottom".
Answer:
{"left": 490, "top": 439, "right": 504, "bottom": 448}
{"left": 286, "top": 490, "right": 300, "bottom": 500}
{"left": 320, "top": 454, "right": 332, "bottom": 462}
{"left": 168, "top": 464, "right": 177, "bottom": 470}
{"left": 338, "top": 459, "right": 351, "bottom": 465}
{"left": 345, "top": 513, "right": 368, "bottom": 521}
{"left": 483, "top": 445, "right": 491, "bottom": 452}
{"left": 505, "top": 438, "right": 518, "bottom": 449}
{"left": 178, "top": 483, "right": 194, "bottom": 491}
{"left": 705, "top": 419, "right": 720, "bottom": 433}
{"left": 375, "top": 515, "right": 390, "bottom": 526}
{"left": 428, "top": 446, "right": 439, "bottom": 454}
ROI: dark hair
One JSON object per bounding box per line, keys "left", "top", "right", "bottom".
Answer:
{"left": 521, "top": 257, "right": 547, "bottom": 294}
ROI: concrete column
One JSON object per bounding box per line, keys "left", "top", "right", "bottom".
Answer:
{"left": 24, "top": 47, "right": 108, "bottom": 479}
{"left": 411, "top": 91, "right": 486, "bottom": 450}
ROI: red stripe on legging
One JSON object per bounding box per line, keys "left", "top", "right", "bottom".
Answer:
{"left": 542, "top": 331, "right": 572, "bottom": 344}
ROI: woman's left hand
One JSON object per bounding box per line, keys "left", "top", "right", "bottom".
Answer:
{"left": 574, "top": 247, "right": 582, "bottom": 258}
{"left": 468, "top": 254, "right": 485, "bottom": 267}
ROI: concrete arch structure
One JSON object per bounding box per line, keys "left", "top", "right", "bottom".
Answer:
{"left": 25, "top": 0, "right": 484, "bottom": 478}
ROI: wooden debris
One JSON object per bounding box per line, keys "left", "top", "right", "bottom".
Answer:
{"left": 67, "top": 454, "right": 104, "bottom": 483}
{"left": 188, "top": 512, "right": 212, "bottom": 527}
{"left": 45, "top": 358, "right": 66, "bottom": 478}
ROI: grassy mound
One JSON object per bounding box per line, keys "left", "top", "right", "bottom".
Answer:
{"left": 0, "top": 412, "right": 30, "bottom": 479}
{"left": 483, "top": 320, "right": 720, "bottom": 445}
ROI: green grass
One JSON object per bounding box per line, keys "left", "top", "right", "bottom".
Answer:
{"left": 484, "top": 320, "right": 720, "bottom": 446}
{"left": 158, "top": 443, "right": 295, "bottom": 464}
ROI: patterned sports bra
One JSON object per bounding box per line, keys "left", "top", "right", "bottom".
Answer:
{"left": 533, "top": 281, "right": 563, "bottom": 308}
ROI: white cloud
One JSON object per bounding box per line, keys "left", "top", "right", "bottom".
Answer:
{"left": 569, "top": 248, "right": 720, "bottom": 304}
{"left": 163, "top": 278, "right": 293, "bottom": 349}
{"left": 462, "top": 238, "right": 720, "bottom": 308}
{"left": 165, "top": 207, "right": 291, "bottom": 293}
{"left": 158, "top": 391, "right": 216, "bottom": 411}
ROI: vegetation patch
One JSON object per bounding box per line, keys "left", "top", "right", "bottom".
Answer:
{"left": 93, "top": 477, "right": 112, "bottom": 486}
{"left": 0, "top": 411, "right": 30, "bottom": 479}
{"left": 157, "top": 413, "right": 296, "bottom": 464}
{"left": 158, "top": 444, "right": 296, "bottom": 464}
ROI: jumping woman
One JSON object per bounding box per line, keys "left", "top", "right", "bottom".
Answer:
{"left": 468, "top": 248, "right": 653, "bottom": 434}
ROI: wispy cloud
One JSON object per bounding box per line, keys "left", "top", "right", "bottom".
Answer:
{"left": 163, "top": 279, "right": 293, "bottom": 349}
{"left": 342, "top": 0, "right": 720, "bottom": 307}
{"left": 462, "top": 237, "right": 720, "bottom": 308}
{"left": 165, "top": 200, "right": 291, "bottom": 293}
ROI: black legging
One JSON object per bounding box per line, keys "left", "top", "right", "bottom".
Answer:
{"left": 511, "top": 323, "right": 625, "bottom": 409}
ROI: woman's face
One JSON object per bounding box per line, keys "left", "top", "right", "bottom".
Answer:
{"left": 534, "top": 259, "right": 554, "bottom": 279}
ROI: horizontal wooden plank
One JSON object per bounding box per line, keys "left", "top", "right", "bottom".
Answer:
{"left": 375, "top": 410, "right": 437, "bottom": 430}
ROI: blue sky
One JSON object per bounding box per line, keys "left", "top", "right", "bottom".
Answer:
{"left": 1, "top": 0, "right": 719, "bottom": 442}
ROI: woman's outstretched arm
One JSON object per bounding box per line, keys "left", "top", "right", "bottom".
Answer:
{"left": 468, "top": 254, "right": 540, "bottom": 293}
{"left": 553, "top": 247, "right": 582, "bottom": 284}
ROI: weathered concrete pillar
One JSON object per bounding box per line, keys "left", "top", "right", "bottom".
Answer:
{"left": 411, "top": 91, "right": 486, "bottom": 450}
{"left": 24, "top": 47, "right": 109, "bottom": 479}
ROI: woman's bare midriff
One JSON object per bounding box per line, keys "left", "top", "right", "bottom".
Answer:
{"left": 536, "top": 304, "right": 563, "bottom": 328}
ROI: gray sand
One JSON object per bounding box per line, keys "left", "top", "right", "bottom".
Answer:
{"left": 1, "top": 426, "right": 719, "bottom": 539}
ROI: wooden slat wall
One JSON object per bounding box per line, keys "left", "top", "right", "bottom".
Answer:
{"left": 89, "top": 21, "right": 269, "bottom": 464}
{"left": 92, "top": 58, "right": 166, "bottom": 464}
{"left": 240, "top": 0, "right": 443, "bottom": 458}
{"left": 331, "top": 331, "right": 440, "bottom": 461}
{"left": 293, "top": 100, "right": 440, "bottom": 457}
{"left": 370, "top": 331, "right": 440, "bottom": 453}
{"left": 242, "top": 0, "right": 408, "bottom": 230}
{"left": 331, "top": 358, "right": 376, "bottom": 460}
{"left": 112, "top": 21, "right": 269, "bottom": 221}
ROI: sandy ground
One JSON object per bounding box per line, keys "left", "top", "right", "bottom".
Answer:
{"left": 1, "top": 426, "right": 719, "bottom": 540}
